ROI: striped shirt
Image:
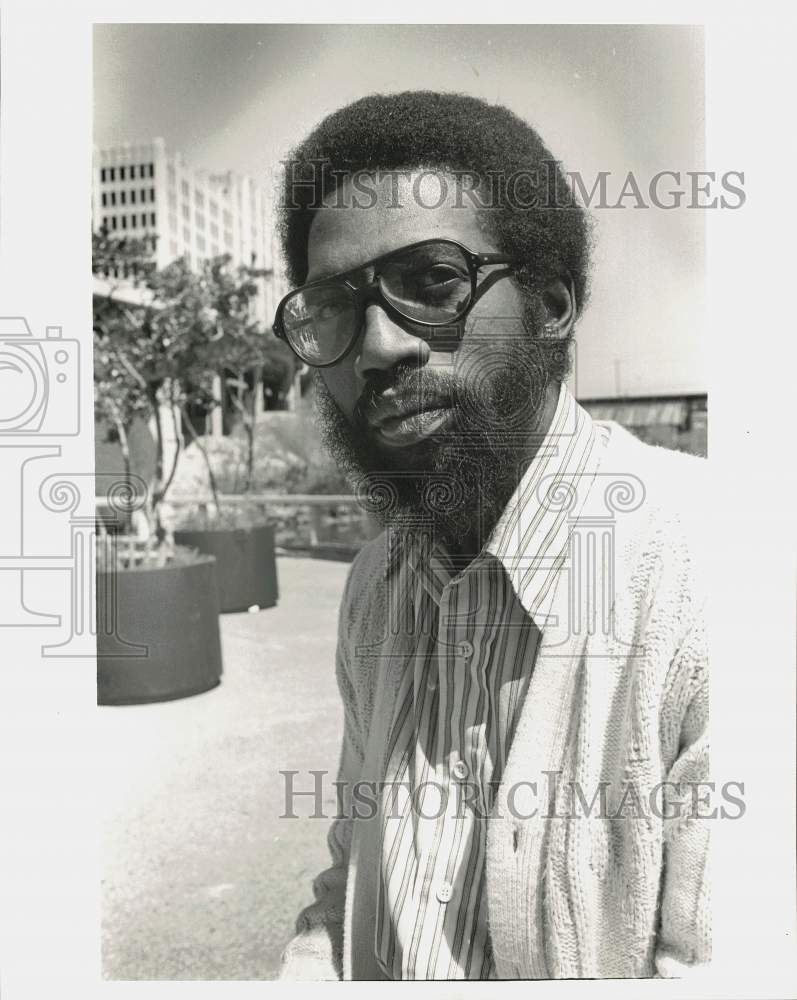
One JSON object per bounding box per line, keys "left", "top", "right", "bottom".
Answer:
{"left": 375, "top": 384, "right": 609, "bottom": 980}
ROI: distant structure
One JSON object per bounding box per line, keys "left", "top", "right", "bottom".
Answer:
{"left": 92, "top": 137, "right": 288, "bottom": 329}
{"left": 92, "top": 140, "right": 304, "bottom": 495}
{"left": 92, "top": 140, "right": 299, "bottom": 435}
{"left": 579, "top": 393, "right": 707, "bottom": 457}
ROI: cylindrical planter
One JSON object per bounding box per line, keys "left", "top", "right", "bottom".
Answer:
{"left": 173, "top": 524, "right": 279, "bottom": 613}
{"left": 97, "top": 554, "right": 223, "bottom": 706}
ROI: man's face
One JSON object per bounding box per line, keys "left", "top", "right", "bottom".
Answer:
{"left": 306, "top": 170, "right": 559, "bottom": 546}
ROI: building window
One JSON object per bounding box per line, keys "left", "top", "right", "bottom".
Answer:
{"left": 170, "top": 239, "right": 178, "bottom": 257}
{"left": 183, "top": 225, "right": 191, "bottom": 243}
{"left": 181, "top": 180, "right": 189, "bottom": 198}
{"left": 120, "top": 191, "right": 126, "bottom": 205}
{"left": 101, "top": 192, "right": 107, "bottom": 207}
{"left": 197, "top": 235, "right": 206, "bottom": 252}
{"left": 211, "top": 243, "right": 219, "bottom": 257}
{"left": 140, "top": 188, "right": 146, "bottom": 202}
{"left": 100, "top": 167, "right": 107, "bottom": 183}
{"left": 150, "top": 212, "right": 156, "bottom": 227}
{"left": 195, "top": 190, "right": 204, "bottom": 207}
{"left": 169, "top": 213, "right": 177, "bottom": 233}
{"left": 181, "top": 204, "right": 190, "bottom": 221}
{"left": 150, "top": 187, "right": 155, "bottom": 203}
{"left": 195, "top": 211, "right": 205, "bottom": 229}
{"left": 111, "top": 216, "right": 117, "bottom": 230}
{"left": 168, "top": 190, "right": 177, "bottom": 209}
{"left": 223, "top": 209, "right": 232, "bottom": 227}
{"left": 120, "top": 166, "right": 126, "bottom": 181}
{"left": 148, "top": 163, "right": 154, "bottom": 178}
{"left": 121, "top": 216, "right": 127, "bottom": 230}
{"left": 224, "top": 229, "right": 232, "bottom": 247}
{"left": 109, "top": 167, "right": 116, "bottom": 182}
{"left": 168, "top": 164, "right": 176, "bottom": 186}
{"left": 210, "top": 221, "right": 219, "bottom": 238}
{"left": 110, "top": 191, "right": 116, "bottom": 206}
{"left": 209, "top": 200, "right": 218, "bottom": 217}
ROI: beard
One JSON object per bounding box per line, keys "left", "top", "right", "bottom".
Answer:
{"left": 314, "top": 334, "right": 565, "bottom": 554}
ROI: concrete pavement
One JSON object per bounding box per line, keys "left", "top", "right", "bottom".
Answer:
{"left": 100, "top": 556, "right": 349, "bottom": 980}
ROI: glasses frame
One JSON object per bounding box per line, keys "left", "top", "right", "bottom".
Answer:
{"left": 273, "top": 237, "right": 518, "bottom": 368}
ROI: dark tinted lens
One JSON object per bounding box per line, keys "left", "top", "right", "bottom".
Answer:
{"left": 280, "top": 284, "right": 356, "bottom": 365}
{"left": 380, "top": 242, "right": 472, "bottom": 323}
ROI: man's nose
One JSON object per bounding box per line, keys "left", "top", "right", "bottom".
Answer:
{"left": 353, "top": 302, "right": 430, "bottom": 381}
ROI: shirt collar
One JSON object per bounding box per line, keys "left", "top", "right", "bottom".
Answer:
{"left": 483, "top": 382, "right": 602, "bottom": 625}
{"left": 384, "top": 384, "right": 604, "bottom": 626}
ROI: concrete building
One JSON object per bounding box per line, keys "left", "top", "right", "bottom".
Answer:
{"left": 93, "top": 139, "right": 299, "bottom": 444}
{"left": 93, "top": 140, "right": 302, "bottom": 497}
{"left": 92, "top": 137, "right": 288, "bottom": 328}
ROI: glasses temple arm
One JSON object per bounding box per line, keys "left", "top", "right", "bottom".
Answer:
{"left": 470, "top": 266, "right": 518, "bottom": 309}
{"left": 474, "top": 253, "right": 517, "bottom": 265}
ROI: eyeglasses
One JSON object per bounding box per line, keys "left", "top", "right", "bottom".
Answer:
{"left": 273, "top": 238, "right": 517, "bottom": 368}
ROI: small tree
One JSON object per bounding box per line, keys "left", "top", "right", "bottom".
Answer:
{"left": 93, "top": 227, "right": 157, "bottom": 497}
{"left": 202, "top": 256, "right": 299, "bottom": 492}
{"left": 93, "top": 235, "right": 294, "bottom": 547}
{"left": 94, "top": 238, "right": 219, "bottom": 545}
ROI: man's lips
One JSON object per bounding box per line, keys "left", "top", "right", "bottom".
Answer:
{"left": 365, "top": 400, "right": 456, "bottom": 447}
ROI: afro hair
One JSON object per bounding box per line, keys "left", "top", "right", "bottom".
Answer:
{"left": 278, "top": 90, "right": 593, "bottom": 321}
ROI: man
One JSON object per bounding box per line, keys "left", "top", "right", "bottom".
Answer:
{"left": 276, "top": 91, "right": 709, "bottom": 980}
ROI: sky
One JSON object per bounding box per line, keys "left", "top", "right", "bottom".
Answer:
{"left": 94, "top": 23, "right": 706, "bottom": 398}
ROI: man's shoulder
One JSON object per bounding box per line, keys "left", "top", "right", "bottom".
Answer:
{"left": 348, "top": 531, "right": 392, "bottom": 587}
{"left": 597, "top": 421, "right": 707, "bottom": 512}
{"left": 338, "top": 532, "right": 391, "bottom": 632}
{"left": 597, "top": 421, "right": 709, "bottom": 595}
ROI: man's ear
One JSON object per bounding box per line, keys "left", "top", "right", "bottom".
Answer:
{"left": 540, "top": 272, "right": 577, "bottom": 339}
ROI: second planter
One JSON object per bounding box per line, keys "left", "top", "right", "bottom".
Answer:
{"left": 174, "top": 523, "right": 279, "bottom": 613}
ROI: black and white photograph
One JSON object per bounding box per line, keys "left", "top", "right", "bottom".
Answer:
{"left": 0, "top": 6, "right": 795, "bottom": 998}
{"left": 93, "top": 21, "right": 707, "bottom": 980}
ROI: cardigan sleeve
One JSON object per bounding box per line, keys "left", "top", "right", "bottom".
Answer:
{"left": 278, "top": 564, "right": 366, "bottom": 981}
{"left": 655, "top": 611, "right": 711, "bottom": 977}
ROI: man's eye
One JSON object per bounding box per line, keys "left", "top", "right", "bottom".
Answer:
{"left": 416, "top": 264, "right": 464, "bottom": 288}
{"left": 315, "top": 301, "right": 345, "bottom": 320}
{"left": 405, "top": 265, "right": 468, "bottom": 300}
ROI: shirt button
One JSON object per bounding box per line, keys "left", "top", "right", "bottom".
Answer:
{"left": 452, "top": 759, "right": 469, "bottom": 780}
{"left": 436, "top": 881, "right": 454, "bottom": 904}
{"left": 459, "top": 640, "right": 474, "bottom": 658}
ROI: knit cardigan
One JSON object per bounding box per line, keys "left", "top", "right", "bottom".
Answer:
{"left": 280, "top": 422, "right": 710, "bottom": 980}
